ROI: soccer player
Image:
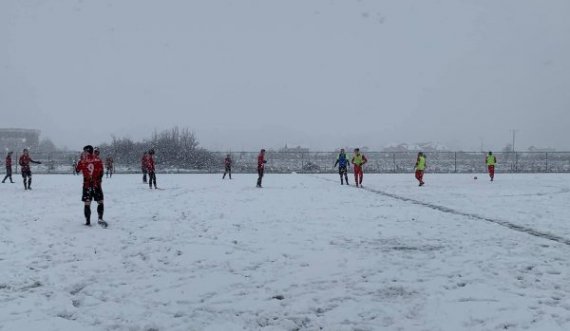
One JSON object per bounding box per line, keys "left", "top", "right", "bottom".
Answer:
{"left": 222, "top": 154, "right": 232, "bottom": 179}
{"left": 146, "top": 149, "right": 157, "bottom": 189}
{"left": 105, "top": 156, "right": 114, "bottom": 178}
{"left": 351, "top": 148, "right": 368, "bottom": 188}
{"left": 2, "top": 151, "right": 14, "bottom": 183}
{"left": 415, "top": 152, "right": 426, "bottom": 186}
{"left": 256, "top": 149, "right": 267, "bottom": 188}
{"left": 76, "top": 145, "right": 107, "bottom": 227}
{"left": 333, "top": 148, "right": 350, "bottom": 185}
{"left": 141, "top": 152, "right": 149, "bottom": 183}
{"left": 18, "top": 149, "right": 41, "bottom": 190}
{"left": 486, "top": 151, "right": 497, "bottom": 181}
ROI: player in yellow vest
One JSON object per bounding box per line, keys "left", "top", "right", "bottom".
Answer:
{"left": 486, "top": 151, "right": 497, "bottom": 181}
{"left": 415, "top": 152, "right": 426, "bottom": 186}
{"left": 351, "top": 148, "right": 368, "bottom": 187}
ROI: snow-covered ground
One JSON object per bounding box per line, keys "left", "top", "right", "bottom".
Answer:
{"left": 1, "top": 173, "right": 569, "bottom": 331}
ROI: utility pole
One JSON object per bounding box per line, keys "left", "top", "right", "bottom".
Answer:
{"left": 511, "top": 129, "right": 517, "bottom": 152}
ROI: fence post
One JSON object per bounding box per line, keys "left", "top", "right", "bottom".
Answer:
{"left": 515, "top": 152, "right": 518, "bottom": 173}
{"left": 301, "top": 152, "right": 304, "bottom": 174}
{"left": 545, "top": 152, "right": 548, "bottom": 173}
{"left": 392, "top": 153, "right": 396, "bottom": 173}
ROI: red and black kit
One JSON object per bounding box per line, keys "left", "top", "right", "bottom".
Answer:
{"left": 76, "top": 152, "right": 105, "bottom": 202}
{"left": 18, "top": 151, "right": 41, "bottom": 190}
{"left": 2, "top": 152, "right": 14, "bottom": 183}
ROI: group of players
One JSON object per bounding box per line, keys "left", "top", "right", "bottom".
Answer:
{"left": 1, "top": 149, "right": 42, "bottom": 189}
{"left": 332, "top": 149, "right": 497, "bottom": 187}
{"left": 1, "top": 147, "right": 498, "bottom": 227}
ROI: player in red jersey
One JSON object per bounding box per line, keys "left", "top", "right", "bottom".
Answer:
{"left": 256, "top": 149, "right": 267, "bottom": 188}
{"left": 146, "top": 149, "right": 157, "bottom": 189}
{"left": 19, "top": 149, "right": 42, "bottom": 190}
{"left": 2, "top": 151, "right": 14, "bottom": 183}
{"left": 141, "top": 152, "right": 149, "bottom": 183}
{"left": 76, "top": 145, "right": 107, "bottom": 227}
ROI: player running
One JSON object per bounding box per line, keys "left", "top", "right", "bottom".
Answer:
{"left": 486, "top": 151, "right": 497, "bottom": 181}
{"left": 222, "top": 154, "right": 232, "bottom": 179}
{"left": 18, "top": 149, "right": 41, "bottom": 190}
{"left": 2, "top": 151, "right": 14, "bottom": 183}
{"left": 333, "top": 148, "right": 350, "bottom": 185}
{"left": 146, "top": 149, "right": 157, "bottom": 189}
{"left": 76, "top": 145, "right": 107, "bottom": 227}
{"left": 351, "top": 148, "right": 368, "bottom": 188}
{"left": 256, "top": 149, "right": 267, "bottom": 188}
{"left": 415, "top": 152, "right": 426, "bottom": 186}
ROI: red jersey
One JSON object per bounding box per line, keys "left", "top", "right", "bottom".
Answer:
{"left": 76, "top": 154, "right": 104, "bottom": 188}
{"left": 145, "top": 155, "right": 155, "bottom": 172}
{"left": 19, "top": 154, "right": 39, "bottom": 172}
{"left": 257, "top": 153, "right": 266, "bottom": 169}
{"left": 5, "top": 155, "right": 12, "bottom": 168}
{"left": 105, "top": 157, "right": 114, "bottom": 169}
{"left": 141, "top": 154, "right": 148, "bottom": 169}
{"left": 224, "top": 157, "right": 232, "bottom": 167}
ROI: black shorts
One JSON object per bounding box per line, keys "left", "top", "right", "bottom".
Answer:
{"left": 338, "top": 166, "right": 348, "bottom": 175}
{"left": 82, "top": 186, "right": 104, "bottom": 202}
{"left": 21, "top": 169, "right": 31, "bottom": 178}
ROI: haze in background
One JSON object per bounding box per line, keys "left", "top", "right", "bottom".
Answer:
{"left": 1, "top": 0, "right": 569, "bottom": 151}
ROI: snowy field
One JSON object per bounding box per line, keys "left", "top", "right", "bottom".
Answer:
{"left": 1, "top": 173, "right": 570, "bottom": 331}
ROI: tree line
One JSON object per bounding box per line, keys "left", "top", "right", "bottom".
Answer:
{"left": 98, "top": 127, "right": 218, "bottom": 169}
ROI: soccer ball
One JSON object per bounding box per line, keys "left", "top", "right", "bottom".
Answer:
{"left": 474, "top": 176, "right": 478, "bottom": 180}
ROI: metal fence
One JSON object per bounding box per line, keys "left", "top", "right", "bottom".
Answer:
{"left": 3, "top": 151, "right": 570, "bottom": 174}
{"left": 213, "top": 151, "right": 570, "bottom": 174}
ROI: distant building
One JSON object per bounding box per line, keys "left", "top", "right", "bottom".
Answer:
{"left": 0, "top": 128, "right": 41, "bottom": 153}
{"left": 382, "top": 142, "right": 449, "bottom": 152}
{"left": 527, "top": 146, "right": 556, "bottom": 152}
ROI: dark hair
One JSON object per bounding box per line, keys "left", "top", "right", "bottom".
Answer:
{"left": 83, "top": 145, "right": 94, "bottom": 154}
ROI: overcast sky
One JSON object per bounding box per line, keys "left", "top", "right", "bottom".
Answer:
{"left": 1, "top": 0, "right": 569, "bottom": 151}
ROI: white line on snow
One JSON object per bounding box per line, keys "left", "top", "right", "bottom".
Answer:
{"left": 315, "top": 175, "right": 570, "bottom": 247}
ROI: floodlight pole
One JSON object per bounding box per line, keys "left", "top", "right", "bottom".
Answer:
{"left": 511, "top": 129, "right": 517, "bottom": 152}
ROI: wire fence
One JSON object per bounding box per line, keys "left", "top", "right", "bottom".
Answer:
{"left": 3, "top": 151, "right": 570, "bottom": 174}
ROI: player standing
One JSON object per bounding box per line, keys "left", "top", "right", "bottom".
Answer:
{"left": 105, "top": 156, "right": 114, "bottom": 178}
{"left": 76, "top": 145, "right": 107, "bottom": 227}
{"left": 141, "top": 152, "right": 150, "bottom": 183}
{"left": 486, "top": 151, "right": 497, "bottom": 181}
{"left": 415, "top": 152, "right": 426, "bottom": 186}
{"left": 222, "top": 154, "right": 232, "bottom": 179}
{"left": 256, "top": 149, "right": 267, "bottom": 188}
{"left": 19, "top": 149, "right": 41, "bottom": 190}
{"left": 146, "top": 149, "right": 157, "bottom": 189}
